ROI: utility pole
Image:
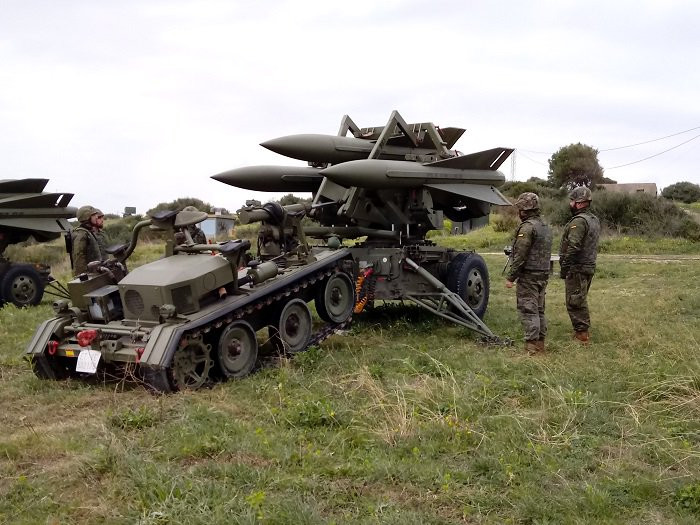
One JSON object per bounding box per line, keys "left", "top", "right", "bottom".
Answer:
{"left": 510, "top": 150, "right": 517, "bottom": 181}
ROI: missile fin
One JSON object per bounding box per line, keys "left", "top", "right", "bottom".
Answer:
{"left": 0, "top": 178, "right": 50, "bottom": 194}
{"left": 426, "top": 147, "right": 514, "bottom": 170}
{"left": 439, "top": 127, "right": 467, "bottom": 149}
{"left": 425, "top": 183, "right": 512, "bottom": 206}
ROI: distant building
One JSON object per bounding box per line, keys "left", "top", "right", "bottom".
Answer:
{"left": 598, "top": 183, "right": 657, "bottom": 196}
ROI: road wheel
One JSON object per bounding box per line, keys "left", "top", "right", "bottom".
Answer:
{"left": 446, "top": 253, "right": 490, "bottom": 319}
{"left": 1, "top": 265, "right": 45, "bottom": 307}
{"left": 315, "top": 272, "right": 354, "bottom": 323}
{"left": 276, "top": 298, "right": 312, "bottom": 353}
{"left": 167, "top": 336, "right": 214, "bottom": 390}
{"left": 217, "top": 321, "right": 258, "bottom": 379}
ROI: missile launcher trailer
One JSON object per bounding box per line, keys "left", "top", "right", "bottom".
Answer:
{"left": 25, "top": 111, "right": 513, "bottom": 393}
{"left": 0, "top": 179, "right": 76, "bottom": 307}
{"left": 216, "top": 111, "right": 514, "bottom": 342}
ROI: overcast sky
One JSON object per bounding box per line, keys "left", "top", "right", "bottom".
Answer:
{"left": 1, "top": 0, "right": 699, "bottom": 214}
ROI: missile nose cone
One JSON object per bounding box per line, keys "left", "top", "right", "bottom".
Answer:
{"left": 212, "top": 165, "right": 325, "bottom": 192}
{"left": 260, "top": 136, "right": 304, "bottom": 158}
{"left": 211, "top": 169, "right": 235, "bottom": 184}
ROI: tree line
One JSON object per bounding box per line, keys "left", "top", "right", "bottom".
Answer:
{"left": 545, "top": 143, "right": 699, "bottom": 203}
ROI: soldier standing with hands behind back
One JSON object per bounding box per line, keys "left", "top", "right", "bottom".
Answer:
{"left": 559, "top": 186, "right": 600, "bottom": 344}
{"left": 505, "top": 192, "right": 553, "bottom": 354}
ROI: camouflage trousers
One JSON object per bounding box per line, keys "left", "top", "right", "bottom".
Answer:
{"left": 565, "top": 272, "right": 594, "bottom": 332}
{"left": 516, "top": 275, "right": 549, "bottom": 342}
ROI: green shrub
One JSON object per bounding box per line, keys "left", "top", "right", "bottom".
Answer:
{"left": 589, "top": 191, "right": 700, "bottom": 240}
{"left": 500, "top": 181, "right": 565, "bottom": 200}
{"left": 539, "top": 197, "right": 570, "bottom": 226}
{"left": 3, "top": 241, "right": 68, "bottom": 266}
{"left": 662, "top": 181, "right": 700, "bottom": 203}
{"left": 492, "top": 212, "right": 518, "bottom": 233}
{"left": 537, "top": 192, "right": 700, "bottom": 240}
{"left": 102, "top": 221, "right": 132, "bottom": 245}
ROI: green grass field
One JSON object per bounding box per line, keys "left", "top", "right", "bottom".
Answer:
{"left": 1, "top": 238, "right": 700, "bottom": 523}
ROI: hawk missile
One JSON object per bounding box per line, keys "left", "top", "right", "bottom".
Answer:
{"left": 261, "top": 126, "right": 467, "bottom": 165}
{"left": 320, "top": 159, "right": 506, "bottom": 189}
{"left": 211, "top": 165, "right": 324, "bottom": 192}
{"left": 262, "top": 134, "right": 434, "bottom": 164}
{"left": 317, "top": 147, "right": 514, "bottom": 206}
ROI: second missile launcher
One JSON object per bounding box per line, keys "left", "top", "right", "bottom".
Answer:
{"left": 0, "top": 178, "right": 76, "bottom": 307}
{"left": 216, "top": 111, "right": 514, "bottom": 341}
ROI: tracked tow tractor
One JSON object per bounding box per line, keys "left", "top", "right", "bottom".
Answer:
{"left": 26, "top": 111, "right": 513, "bottom": 393}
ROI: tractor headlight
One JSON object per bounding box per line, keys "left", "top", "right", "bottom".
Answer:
{"left": 52, "top": 300, "right": 69, "bottom": 314}
{"left": 159, "top": 304, "right": 177, "bottom": 319}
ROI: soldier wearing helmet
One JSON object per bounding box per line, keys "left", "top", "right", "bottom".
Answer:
{"left": 505, "top": 192, "right": 553, "bottom": 354}
{"left": 71, "top": 205, "right": 107, "bottom": 275}
{"left": 559, "top": 186, "right": 600, "bottom": 344}
{"left": 175, "top": 206, "right": 208, "bottom": 245}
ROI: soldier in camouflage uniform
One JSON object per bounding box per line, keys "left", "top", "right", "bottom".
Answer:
{"left": 559, "top": 186, "right": 600, "bottom": 344}
{"left": 175, "top": 206, "right": 208, "bottom": 244}
{"left": 71, "top": 205, "right": 108, "bottom": 276}
{"left": 505, "top": 192, "right": 553, "bottom": 353}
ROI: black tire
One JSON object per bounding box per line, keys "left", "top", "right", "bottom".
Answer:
{"left": 216, "top": 321, "right": 258, "bottom": 379}
{"left": 446, "top": 253, "right": 490, "bottom": 319}
{"left": 1, "top": 265, "right": 45, "bottom": 307}
{"left": 31, "top": 354, "right": 72, "bottom": 380}
{"left": 315, "top": 272, "right": 354, "bottom": 323}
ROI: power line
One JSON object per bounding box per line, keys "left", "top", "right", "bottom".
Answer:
{"left": 600, "top": 125, "right": 700, "bottom": 151}
{"left": 516, "top": 150, "right": 548, "bottom": 167}
{"left": 518, "top": 125, "right": 700, "bottom": 156}
{"left": 606, "top": 132, "right": 700, "bottom": 169}
{"left": 518, "top": 148, "right": 550, "bottom": 155}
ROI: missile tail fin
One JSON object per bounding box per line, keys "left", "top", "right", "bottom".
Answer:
{"left": 426, "top": 147, "right": 514, "bottom": 170}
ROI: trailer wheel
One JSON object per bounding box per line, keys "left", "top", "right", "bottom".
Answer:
{"left": 217, "top": 321, "right": 258, "bottom": 378}
{"left": 446, "top": 253, "right": 489, "bottom": 319}
{"left": 1, "top": 265, "right": 44, "bottom": 307}
{"left": 315, "top": 272, "right": 354, "bottom": 323}
{"left": 276, "top": 298, "right": 312, "bottom": 353}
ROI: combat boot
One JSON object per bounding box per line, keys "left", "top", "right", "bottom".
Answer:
{"left": 536, "top": 338, "right": 545, "bottom": 352}
{"left": 573, "top": 331, "right": 590, "bottom": 344}
{"left": 525, "top": 341, "right": 540, "bottom": 354}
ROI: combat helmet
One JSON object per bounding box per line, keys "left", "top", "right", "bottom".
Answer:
{"left": 182, "top": 205, "right": 200, "bottom": 212}
{"left": 514, "top": 192, "right": 540, "bottom": 210}
{"left": 569, "top": 186, "right": 592, "bottom": 203}
{"left": 76, "top": 205, "right": 101, "bottom": 223}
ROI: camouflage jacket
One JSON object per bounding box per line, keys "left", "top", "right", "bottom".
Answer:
{"left": 507, "top": 213, "right": 552, "bottom": 282}
{"left": 71, "top": 226, "right": 107, "bottom": 275}
{"left": 559, "top": 209, "right": 600, "bottom": 275}
{"left": 188, "top": 225, "right": 207, "bottom": 244}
